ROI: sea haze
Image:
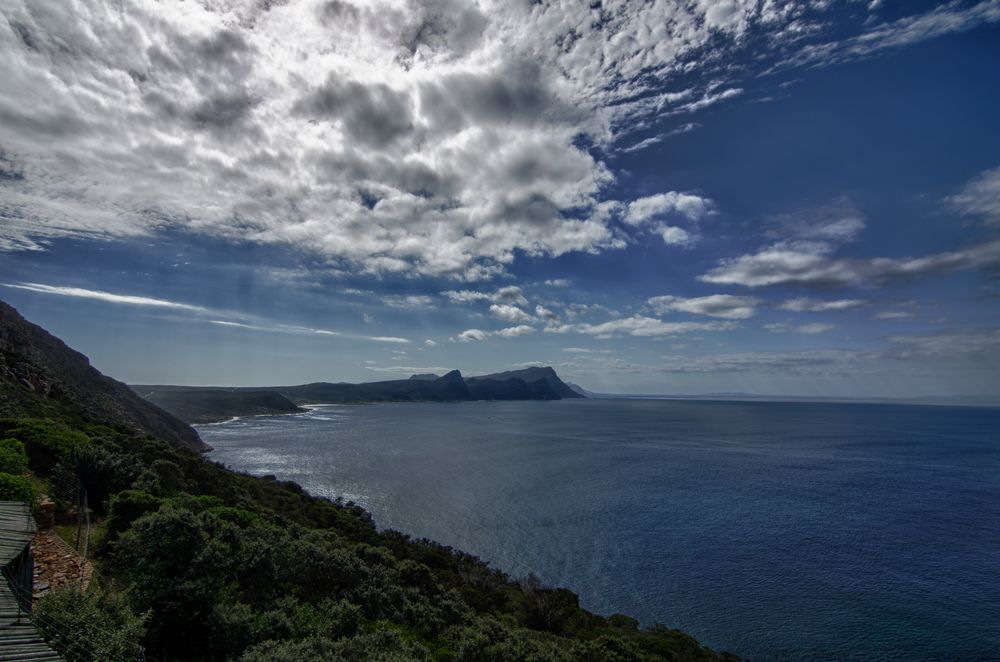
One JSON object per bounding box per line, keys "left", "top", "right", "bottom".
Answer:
{"left": 200, "top": 399, "right": 1000, "bottom": 661}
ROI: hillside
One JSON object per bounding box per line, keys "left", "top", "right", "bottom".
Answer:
{"left": 0, "top": 302, "right": 737, "bottom": 662}
{"left": 467, "top": 366, "right": 584, "bottom": 400}
{"left": 134, "top": 388, "right": 305, "bottom": 424}
{"left": 0, "top": 301, "right": 208, "bottom": 452}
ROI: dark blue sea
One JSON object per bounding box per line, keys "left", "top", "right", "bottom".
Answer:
{"left": 198, "top": 399, "right": 1000, "bottom": 661}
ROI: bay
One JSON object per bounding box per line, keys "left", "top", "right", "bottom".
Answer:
{"left": 199, "top": 399, "right": 1000, "bottom": 661}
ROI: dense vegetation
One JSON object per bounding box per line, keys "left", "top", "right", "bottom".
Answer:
{"left": 0, "top": 300, "right": 738, "bottom": 661}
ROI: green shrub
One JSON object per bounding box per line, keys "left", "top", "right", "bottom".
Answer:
{"left": 0, "top": 437, "right": 28, "bottom": 474}
{"left": 34, "top": 588, "right": 148, "bottom": 662}
{"left": 0, "top": 472, "right": 34, "bottom": 503}
{"left": 0, "top": 418, "right": 89, "bottom": 469}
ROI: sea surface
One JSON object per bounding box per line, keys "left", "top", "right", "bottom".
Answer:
{"left": 199, "top": 399, "right": 1000, "bottom": 661}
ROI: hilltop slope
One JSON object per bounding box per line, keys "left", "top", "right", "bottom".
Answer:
{"left": 134, "top": 388, "right": 305, "bottom": 424}
{"left": 0, "top": 300, "right": 208, "bottom": 451}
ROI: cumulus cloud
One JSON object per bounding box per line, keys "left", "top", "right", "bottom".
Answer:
{"left": 444, "top": 286, "right": 528, "bottom": 306}
{"left": 625, "top": 192, "right": 713, "bottom": 226}
{"left": 647, "top": 294, "right": 759, "bottom": 319}
{"left": 456, "top": 328, "right": 488, "bottom": 342}
{"left": 1, "top": 0, "right": 994, "bottom": 277}
{"left": 495, "top": 324, "right": 535, "bottom": 338}
{"left": 489, "top": 303, "right": 532, "bottom": 323}
{"left": 535, "top": 305, "right": 558, "bottom": 320}
{"left": 544, "top": 278, "right": 571, "bottom": 287}
{"left": 658, "top": 226, "right": 693, "bottom": 246}
{"left": 424, "top": 339, "right": 437, "bottom": 347}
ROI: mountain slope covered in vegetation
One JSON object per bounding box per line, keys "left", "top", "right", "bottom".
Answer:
{"left": 0, "top": 301, "right": 207, "bottom": 452}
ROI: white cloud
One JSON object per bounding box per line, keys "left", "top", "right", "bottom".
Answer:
{"left": 535, "top": 305, "right": 558, "bottom": 320}
{"left": 496, "top": 324, "right": 535, "bottom": 337}
{"left": 779, "top": 297, "right": 867, "bottom": 312}
{"left": 209, "top": 318, "right": 409, "bottom": 343}
{"left": 625, "top": 192, "right": 713, "bottom": 226}
{"left": 3, "top": 282, "right": 211, "bottom": 312}
{"left": 456, "top": 328, "right": 488, "bottom": 342}
{"left": 948, "top": 165, "right": 1000, "bottom": 225}
{"left": 1, "top": 280, "right": 413, "bottom": 344}
{"left": 444, "top": 286, "right": 528, "bottom": 306}
{"left": 647, "top": 294, "right": 759, "bottom": 319}
{"left": 701, "top": 238, "right": 1000, "bottom": 288}
{"left": 620, "top": 123, "right": 700, "bottom": 153}
{"left": 424, "top": 339, "right": 437, "bottom": 347}
{"left": 574, "top": 315, "right": 737, "bottom": 338}
{"left": 544, "top": 278, "right": 571, "bottom": 287}
{"left": 2, "top": 1, "right": 994, "bottom": 279}
{"left": 382, "top": 294, "right": 434, "bottom": 308}
{"left": 659, "top": 226, "right": 693, "bottom": 246}
{"left": 772, "top": 1, "right": 1000, "bottom": 72}
{"left": 368, "top": 335, "right": 411, "bottom": 344}
{"left": 489, "top": 303, "right": 532, "bottom": 323}
{"left": 873, "top": 311, "right": 914, "bottom": 320}
{"left": 765, "top": 322, "right": 834, "bottom": 334}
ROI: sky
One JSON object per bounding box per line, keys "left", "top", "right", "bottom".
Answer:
{"left": 1, "top": 0, "right": 999, "bottom": 397}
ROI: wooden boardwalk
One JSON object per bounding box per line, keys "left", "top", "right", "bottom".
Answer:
{"left": 0, "top": 501, "right": 61, "bottom": 661}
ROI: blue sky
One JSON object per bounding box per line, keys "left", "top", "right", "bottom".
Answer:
{"left": 1, "top": 0, "right": 999, "bottom": 396}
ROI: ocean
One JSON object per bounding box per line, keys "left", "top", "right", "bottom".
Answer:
{"left": 198, "top": 398, "right": 1000, "bottom": 661}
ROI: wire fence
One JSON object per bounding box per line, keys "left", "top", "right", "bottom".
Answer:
{"left": 1, "top": 563, "right": 140, "bottom": 662}
{"left": 43, "top": 469, "right": 92, "bottom": 587}
{"left": 0, "top": 466, "right": 144, "bottom": 661}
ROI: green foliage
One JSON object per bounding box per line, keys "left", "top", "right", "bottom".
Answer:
{"left": 0, "top": 437, "right": 28, "bottom": 474}
{"left": 0, "top": 417, "right": 89, "bottom": 469}
{"left": 0, "top": 471, "right": 34, "bottom": 503}
{"left": 240, "top": 630, "right": 431, "bottom": 662}
{"left": 34, "top": 587, "right": 148, "bottom": 662}
{"left": 103, "top": 489, "right": 162, "bottom": 546}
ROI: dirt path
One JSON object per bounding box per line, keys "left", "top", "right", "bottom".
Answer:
{"left": 31, "top": 530, "right": 93, "bottom": 605}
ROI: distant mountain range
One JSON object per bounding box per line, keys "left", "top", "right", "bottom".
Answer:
{"left": 133, "top": 366, "right": 584, "bottom": 423}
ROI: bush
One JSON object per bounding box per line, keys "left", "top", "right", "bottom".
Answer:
{"left": 0, "top": 418, "right": 89, "bottom": 470}
{"left": 0, "top": 472, "right": 34, "bottom": 503}
{"left": 0, "top": 437, "right": 28, "bottom": 474}
{"left": 34, "top": 587, "right": 148, "bottom": 662}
